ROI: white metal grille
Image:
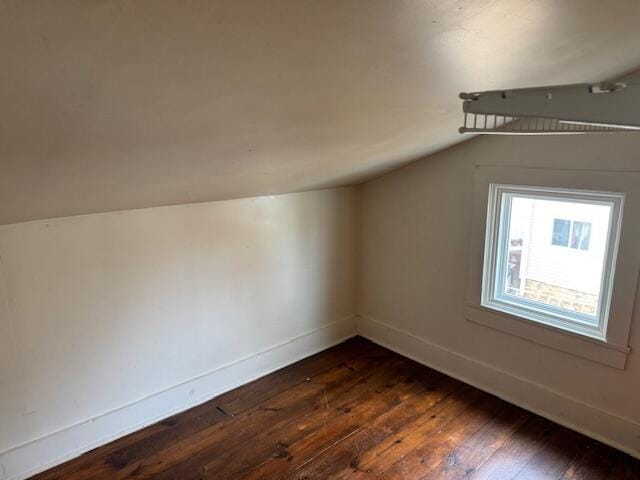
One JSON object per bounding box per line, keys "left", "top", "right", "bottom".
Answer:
{"left": 459, "top": 113, "right": 637, "bottom": 135}
{"left": 459, "top": 82, "right": 640, "bottom": 135}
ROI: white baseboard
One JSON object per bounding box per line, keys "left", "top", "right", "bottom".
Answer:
{"left": 356, "top": 314, "right": 640, "bottom": 459}
{"left": 0, "top": 316, "right": 357, "bottom": 480}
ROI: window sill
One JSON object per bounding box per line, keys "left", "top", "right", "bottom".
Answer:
{"left": 465, "top": 304, "right": 630, "bottom": 369}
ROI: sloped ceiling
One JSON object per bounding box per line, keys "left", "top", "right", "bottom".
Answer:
{"left": 2, "top": 0, "right": 640, "bottom": 224}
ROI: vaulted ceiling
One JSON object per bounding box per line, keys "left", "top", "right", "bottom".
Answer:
{"left": 2, "top": 0, "right": 640, "bottom": 224}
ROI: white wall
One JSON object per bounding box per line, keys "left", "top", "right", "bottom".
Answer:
{"left": 358, "top": 134, "right": 640, "bottom": 456}
{"left": 0, "top": 187, "right": 358, "bottom": 480}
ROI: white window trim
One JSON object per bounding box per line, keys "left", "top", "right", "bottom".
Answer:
{"left": 481, "top": 184, "right": 624, "bottom": 341}
{"left": 466, "top": 166, "right": 639, "bottom": 370}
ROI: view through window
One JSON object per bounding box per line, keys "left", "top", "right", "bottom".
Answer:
{"left": 504, "top": 196, "right": 609, "bottom": 318}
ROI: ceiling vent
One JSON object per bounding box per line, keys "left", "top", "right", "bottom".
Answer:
{"left": 459, "top": 82, "right": 640, "bottom": 134}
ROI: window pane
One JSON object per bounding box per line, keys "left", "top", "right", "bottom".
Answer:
{"left": 571, "top": 221, "right": 591, "bottom": 250}
{"left": 502, "top": 195, "right": 611, "bottom": 321}
{"left": 551, "top": 219, "right": 570, "bottom": 246}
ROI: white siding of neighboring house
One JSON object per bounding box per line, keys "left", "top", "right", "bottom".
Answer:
{"left": 511, "top": 198, "right": 610, "bottom": 295}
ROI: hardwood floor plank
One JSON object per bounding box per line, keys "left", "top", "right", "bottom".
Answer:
{"left": 156, "top": 352, "right": 427, "bottom": 480}
{"left": 511, "top": 426, "right": 585, "bottom": 480}
{"left": 375, "top": 393, "right": 506, "bottom": 480}
{"left": 604, "top": 451, "right": 640, "bottom": 480}
{"left": 238, "top": 368, "right": 460, "bottom": 480}
{"left": 418, "top": 404, "right": 531, "bottom": 480}
{"left": 466, "top": 416, "right": 561, "bottom": 480}
{"left": 28, "top": 337, "right": 640, "bottom": 480}
{"left": 215, "top": 336, "right": 379, "bottom": 415}
{"left": 279, "top": 384, "right": 486, "bottom": 480}
{"left": 560, "top": 440, "right": 616, "bottom": 480}
{"left": 327, "top": 384, "right": 476, "bottom": 480}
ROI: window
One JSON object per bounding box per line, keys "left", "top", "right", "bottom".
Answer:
{"left": 571, "top": 221, "right": 591, "bottom": 250}
{"left": 552, "top": 219, "right": 570, "bottom": 246}
{"left": 466, "top": 167, "right": 639, "bottom": 368}
{"left": 551, "top": 219, "right": 591, "bottom": 250}
{"left": 482, "top": 184, "right": 624, "bottom": 339}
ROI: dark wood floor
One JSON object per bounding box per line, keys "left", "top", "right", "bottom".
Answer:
{"left": 32, "top": 337, "right": 639, "bottom": 480}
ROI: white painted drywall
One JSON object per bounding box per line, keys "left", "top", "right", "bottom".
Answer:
{"left": 0, "top": 187, "right": 357, "bottom": 479}
{"left": 4, "top": 1, "right": 640, "bottom": 225}
{"left": 358, "top": 133, "right": 640, "bottom": 454}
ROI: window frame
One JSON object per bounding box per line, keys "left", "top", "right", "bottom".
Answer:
{"left": 481, "top": 184, "right": 624, "bottom": 341}
{"left": 465, "top": 166, "right": 640, "bottom": 370}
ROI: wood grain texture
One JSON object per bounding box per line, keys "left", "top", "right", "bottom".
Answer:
{"left": 30, "top": 337, "right": 640, "bottom": 480}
